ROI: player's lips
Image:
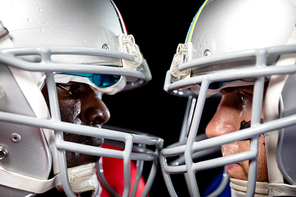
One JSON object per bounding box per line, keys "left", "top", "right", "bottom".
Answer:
{"left": 226, "top": 163, "right": 240, "bottom": 172}
{"left": 83, "top": 136, "right": 104, "bottom": 146}
{"left": 64, "top": 133, "right": 103, "bottom": 145}
{"left": 63, "top": 124, "right": 105, "bottom": 146}
{"left": 222, "top": 143, "right": 240, "bottom": 174}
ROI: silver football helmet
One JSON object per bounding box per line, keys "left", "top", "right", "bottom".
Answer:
{"left": 160, "top": 0, "right": 296, "bottom": 196}
{"left": 0, "top": 0, "right": 163, "bottom": 196}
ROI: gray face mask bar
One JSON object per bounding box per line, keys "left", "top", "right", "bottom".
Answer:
{"left": 0, "top": 46, "right": 151, "bottom": 91}
{"left": 160, "top": 45, "right": 296, "bottom": 197}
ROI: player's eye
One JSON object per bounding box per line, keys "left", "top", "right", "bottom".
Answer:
{"left": 57, "top": 84, "right": 71, "bottom": 92}
{"left": 237, "top": 92, "right": 252, "bottom": 103}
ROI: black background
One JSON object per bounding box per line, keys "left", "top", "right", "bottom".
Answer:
{"left": 104, "top": 1, "right": 222, "bottom": 196}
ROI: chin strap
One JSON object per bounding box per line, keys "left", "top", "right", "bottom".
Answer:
{"left": 66, "top": 163, "right": 101, "bottom": 197}
{"left": 268, "top": 183, "right": 296, "bottom": 196}
{"left": 0, "top": 166, "right": 61, "bottom": 194}
{"left": 0, "top": 163, "right": 102, "bottom": 196}
{"left": 229, "top": 178, "right": 268, "bottom": 197}
{"left": 230, "top": 178, "right": 296, "bottom": 197}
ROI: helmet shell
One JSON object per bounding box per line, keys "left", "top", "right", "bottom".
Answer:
{"left": 189, "top": 0, "right": 296, "bottom": 59}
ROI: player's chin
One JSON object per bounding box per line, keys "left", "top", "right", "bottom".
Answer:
{"left": 226, "top": 163, "right": 248, "bottom": 180}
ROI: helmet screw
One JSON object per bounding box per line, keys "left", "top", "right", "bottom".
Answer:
{"left": 10, "top": 133, "right": 21, "bottom": 143}
{"left": 102, "top": 43, "right": 110, "bottom": 50}
{"left": 0, "top": 147, "right": 8, "bottom": 160}
{"left": 204, "top": 49, "right": 211, "bottom": 57}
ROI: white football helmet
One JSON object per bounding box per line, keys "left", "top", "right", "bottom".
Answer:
{"left": 160, "top": 0, "right": 296, "bottom": 196}
{"left": 0, "top": 0, "right": 163, "bottom": 196}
